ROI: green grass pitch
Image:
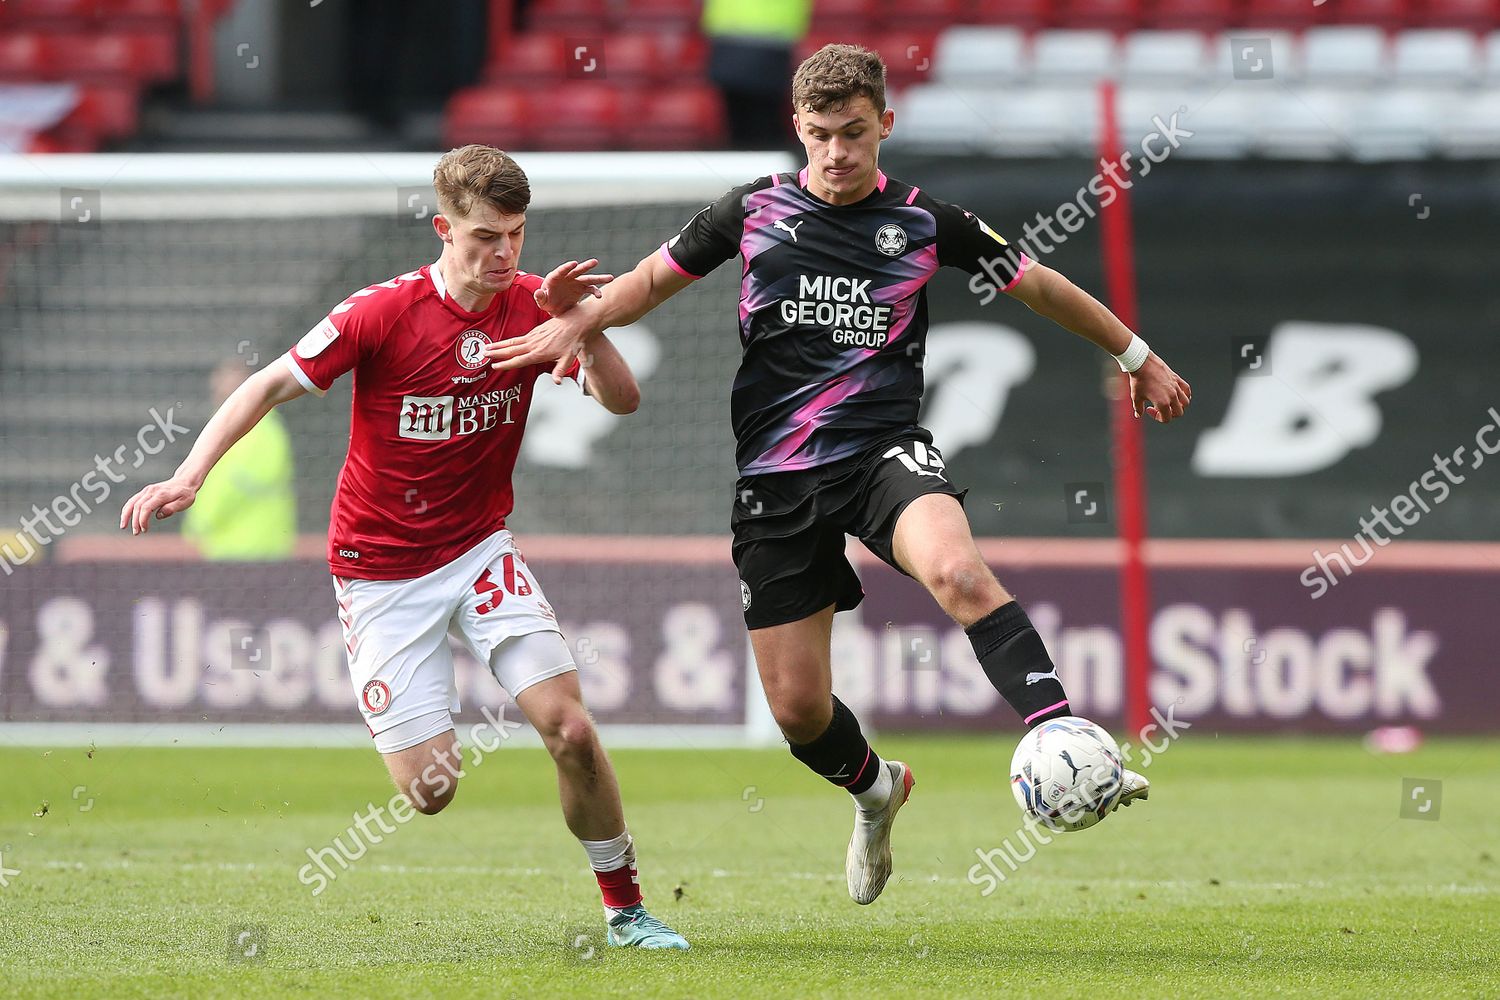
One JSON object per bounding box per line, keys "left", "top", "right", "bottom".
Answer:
{"left": 0, "top": 735, "right": 1496, "bottom": 999}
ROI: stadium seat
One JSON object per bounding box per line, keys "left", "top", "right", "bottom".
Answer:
{"left": 615, "top": 0, "right": 701, "bottom": 31}
{"left": 1147, "top": 0, "right": 1241, "bottom": 30}
{"left": 599, "top": 32, "right": 707, "bottom": 82}
{"left": 489, "top": 32, "right": 570, "bottom": 82}
{"left": 1416, "top": 0, "right": 1499, "bottom": 28}
{"left": 59, "top": 29, "right": 179, "bottom": 83}
{"left": 933, "top": 26, "right": 1029, "bottom": 85}
{"left": 971, "top": 0, "right": 1053, "bottom": 30}
{"left": 1166, "top": 85, "right": 1261, "bottom": 156}
{"left": 526, "top": 0, "right": 611, "bottom": 33}
{"left": 98, "top": 0, "right": 182, "bottom": 19}
{"left": 1054, "top": 0, "right": 1145, "bottom": 31}
{"left": 810, "top": 0, "right": 880, "bottom": 32}
{"left": 1330, "top": 0, "right": 1410, "bottom": 27}
{"left": 1120, "top": 30, "right": 1211, "bottom": 82}
{"left": 528, "top": 81, "right": 625, "bottom": 149}
{"left": 868, "top": 29, "right": 940, "bottom": 85}
{"left": 1300, "top": 26, "right": 1389, "bottom": 84}
{"left": 1391, "top": 28, "right": 1480, "bottom": 83}
{"left": 1254, "top": 85, "right": 1358, "bottom": 158}
{"left": 443, "top": 86, "right": 534, "bottom": 148}
{"left": 63, "top": 82, "right": 139, "bottom": 136}
{"left": 886, "top": 83, "right": 997, "bottom": 151}
{"left": 5, "top": 0, "right": 99, "bottom": 23}
{"left": 1435, "top": 87, "right": 1500, "bottom": 154}
{"left": 1211, "top": 31, "right": 1301, "bottom": 81}
{"left": 1030, "top": 30, "right": 1118, "bottom": 85}
{"left": 1242, "top": 0, "right": 1329, "bottom": 27}
{"left": 886, "top": 0, "right": 964, "bottom": 29}
{"left": 630, "top": 84, "right": 726, "bottom": 148}
{"left": 0, "top": 33, "right": 56, "bottom": 80}
{"left": 989, "top": 85, "right": 1099, "bottom": 154}
{"left": 1349, "top": 89, "right": 1442, "bottom": 159}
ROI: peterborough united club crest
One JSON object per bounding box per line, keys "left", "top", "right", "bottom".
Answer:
{"left": 362, "top": 679, "right": 392, "bottom": 715}
{"left": 455, "top": 329, "right": 491, "bottom": 370}
{"left": 875, "top": 224, "right": 908, "bottom": 257}
{"left": 741, "top": 580, "right": 752, "bottom": 611}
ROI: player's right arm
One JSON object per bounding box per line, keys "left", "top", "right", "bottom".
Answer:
{"left": 487, "top": 180, "right": 757, "bottom": 380}
{"left": 119, "top": 363, "right": 306, "bottom": 534}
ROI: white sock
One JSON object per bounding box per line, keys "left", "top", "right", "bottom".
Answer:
{"left": 579, "top": 829, "right": 634, "bottom": 872}
{"left": 852, "top": 758, "right": 894, "bottom": 811}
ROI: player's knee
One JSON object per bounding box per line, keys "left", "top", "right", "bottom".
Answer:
{"left": 405, "top": 777, "right": 458, "bottom": 816}
{"left": 927, "top": 556, "right": 997, "bottom": 610}
{"left": 540, "top": 710, "right": 597, "bottom": 765}
{"left": 768, "top": 689, "right": 833, "bottom": 743}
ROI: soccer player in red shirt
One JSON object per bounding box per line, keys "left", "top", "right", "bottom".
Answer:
{"left": 119, "top": 145, "right": 688, "bottom": 949}
{"left": 491, "top": 47, "right": 1193, "bottom": 906}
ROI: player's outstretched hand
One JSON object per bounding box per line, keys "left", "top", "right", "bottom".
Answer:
{"left": 119, "top": 477, "right": 197, "bottom": 535}
{"left": 534, "top": 259, "right": 613, "bottom": 317}
{"left": 1130, "top": 354, "right": 1192, "bottom": 424}
{"left": 486, "top": 311, "right": 594, "bottom": 384}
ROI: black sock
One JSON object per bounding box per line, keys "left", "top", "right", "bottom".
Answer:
{"left": 966, "top": 600, "right": 1071, "bottom": 727}
{"left": 788, "top": 696, "right": 881, "bottom": 794}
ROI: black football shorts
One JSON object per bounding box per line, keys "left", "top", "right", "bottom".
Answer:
{"left": 730, "top": 428, "right": 967, "bottom": 630}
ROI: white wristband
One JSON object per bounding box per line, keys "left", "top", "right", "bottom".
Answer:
{"left": 1113, "top": 334, "right": 1150, "bottom": 373}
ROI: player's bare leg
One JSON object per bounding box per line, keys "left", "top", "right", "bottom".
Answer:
{"left": 892, "top": 494, "right": 1148, "bottom": 805}
{"left": 382, "top": 729, "right": 463, "bottom": 815}
{"left": 752, "top": 606, "right": 914, "bottom": 905}
{"left": 514, "top": 666, "right": 688, "bottom": 949}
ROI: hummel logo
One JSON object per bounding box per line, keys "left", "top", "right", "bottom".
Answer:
{"left": 773, "top": 219, "right": 805, "bottom": 243}
{"left": 1026, "top": 667, "right": 1060, "bottom": 685}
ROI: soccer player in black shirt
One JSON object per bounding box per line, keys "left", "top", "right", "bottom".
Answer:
{"left": 490, "top": 44, "right": 1193, "bottom": 905}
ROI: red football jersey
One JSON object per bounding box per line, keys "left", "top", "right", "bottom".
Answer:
{"left": 282, "top": 262, "right": 576, "bottom": 580}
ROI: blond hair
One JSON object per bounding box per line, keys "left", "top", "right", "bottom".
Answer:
{"left": 432, "top": 144, "right": 531, "bottom": 219}
{"left": 791, "top": 44, "right": 887, "bottom": 114}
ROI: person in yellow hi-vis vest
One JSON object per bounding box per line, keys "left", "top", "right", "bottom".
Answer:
{"left": 182, "top": 359, "right": 296, "bottom": 559}
{"left": 702, "top": 0, "right": 811, "bottom": 149}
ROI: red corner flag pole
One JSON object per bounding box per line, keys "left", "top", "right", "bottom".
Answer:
{"left": 1097, "top": 80, "right": 1153, "bottom": 741}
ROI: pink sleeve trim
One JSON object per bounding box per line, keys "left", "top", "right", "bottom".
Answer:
{"left": 1002, "top": 253, "right": 1032, "bottom": 292}
{"left": 905, "top": 186, "right": 920, "bottom": 205}
{"left": 771, "top": 172, "right": 782, "bottom": 187}
{"left": 658, "top": 243, "right": 701, "bottom": 280}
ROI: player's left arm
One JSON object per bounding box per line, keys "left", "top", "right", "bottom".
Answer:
{"left": 574, "top": 334, "right": 639, "bottom": 415}
{"left": 1006, "top": 262, "right": 1192, "bottom": 423}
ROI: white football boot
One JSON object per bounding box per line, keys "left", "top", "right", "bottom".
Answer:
{"left": 845, "top": 760, "right": 915, "bottom": 905}
{"left": 1114, "top": 768, "right": 1150, "bottom": 810}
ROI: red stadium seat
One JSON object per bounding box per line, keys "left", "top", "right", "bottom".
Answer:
{"left": 99, "top": 0, "right": 180, "bottom": 17}
{"left": 1416, "top": 0, "right": 1499, "bottom": 26}
{"left": 971, "top": 0, "right": 1054, "bottom": 31}
{"left": 528, "top": 81, "right": 625, "bottom": 149}
{"left": 1331, "top": 0, "right": 1410, "bottom": 25}
{"left": 58, "top": 28, "right": 179, "bottom": 82}
{"left": 1055, "top": 0, "right": 1144, "bottom": 29}
{"left": 63, "top": 83, "right": 139, "bottom": 136}
{"left": 488, "top": 32, "right": 570, "bottom": 82}
{"left": 444, "top": 86, "right": 534, "bottom": 148}
{"left": 1146, "top": 0, "right": 1242, "bottom": 29}
{"left": 5, "top": 0, "right": 100, "bottom": 23}
{"left": 0, "top": 33, "right": 57, "bottom": 79}
{"left": 882, "top": 0, "right": 963, "bottom": 29}
{"left": 810, "top": 0, "right": 881, "bottom": 32}
{"left": 870, "top": 29, "right": 940, "bottom": 85}
{"left": 526, "top": 0, "right": 611, "bottom": 32}
{"left": 629, "top": 83, "right": 726, "bottom": 148}
{"left": 1243, "top": 0, "right": 1330, "bottom": 27}
{"left": 615, "top": 0, "right": 701, "bottom": 30}
{"left": 601, "top": 32, "right": 707, "bottom": 81}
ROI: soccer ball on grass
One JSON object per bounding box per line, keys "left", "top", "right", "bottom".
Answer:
{"left": 1010, "top": 716, "right": 1124, "bottom": 833}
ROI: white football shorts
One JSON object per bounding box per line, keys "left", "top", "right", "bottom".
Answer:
{"left": 334, "top": 528, "right": 575, "bottom": 753}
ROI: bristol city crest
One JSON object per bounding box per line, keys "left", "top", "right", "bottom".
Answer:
{"left": 455, "top": 329, "right": 491, "bottom": 370}
{"left": 362, "top": 679, "right": 392, "bottom": 715}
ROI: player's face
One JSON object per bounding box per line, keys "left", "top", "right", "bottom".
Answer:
{"left": 443, "top": 203, "right": 526, "bottom": 295}
{"left": 793, "top": 97, "right": 894, "bottom": 205}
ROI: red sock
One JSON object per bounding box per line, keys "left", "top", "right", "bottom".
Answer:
{"left": 596, "top": 863, "right": 642, "bottom": 910}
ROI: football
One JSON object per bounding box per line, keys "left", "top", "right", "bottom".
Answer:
{"left": 1010, "top": 716, "right": 1125, "bottom": 832}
